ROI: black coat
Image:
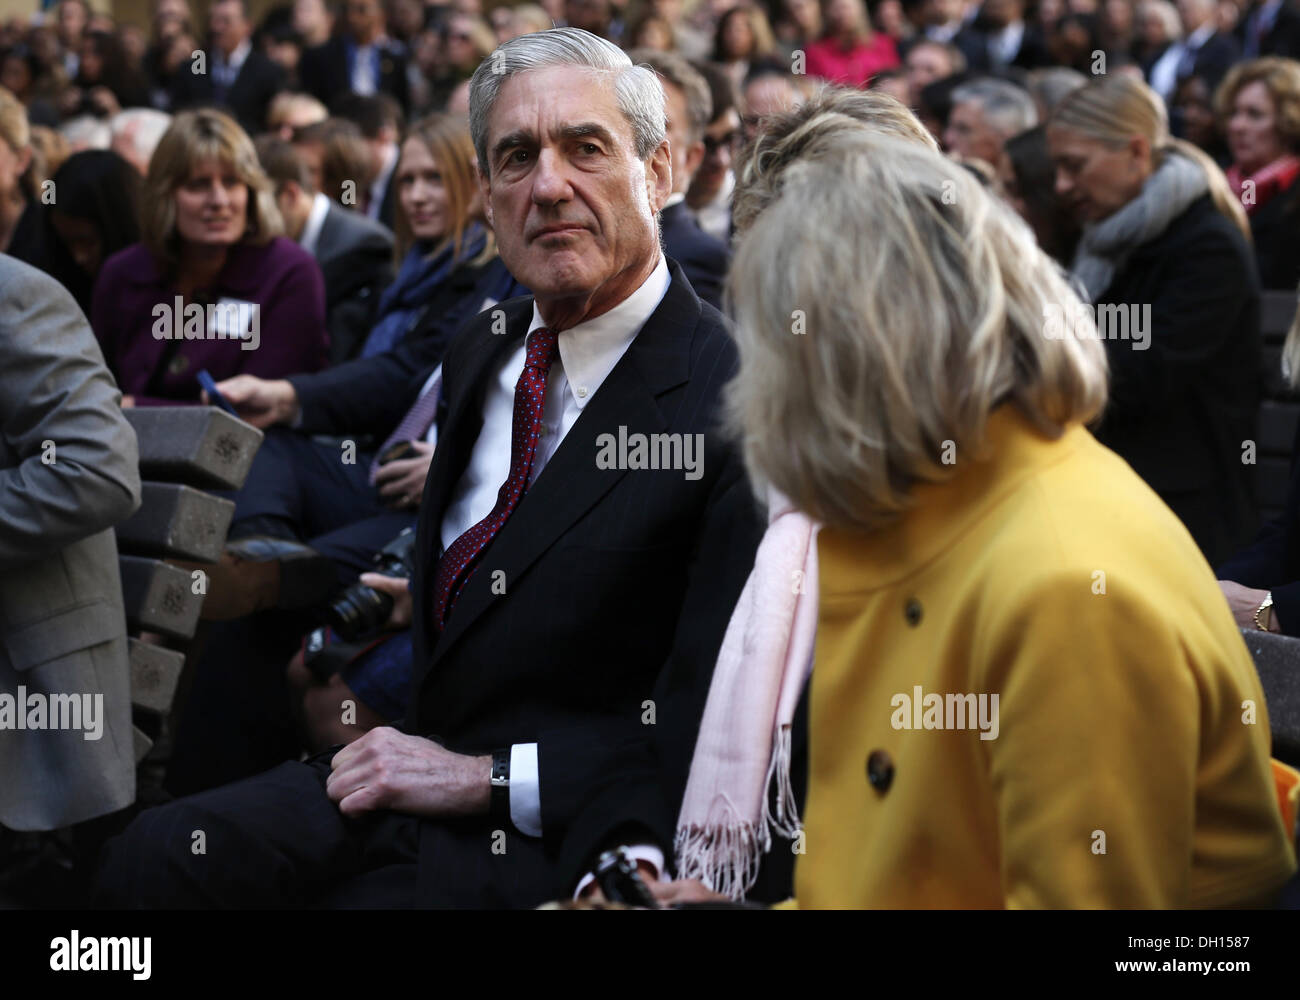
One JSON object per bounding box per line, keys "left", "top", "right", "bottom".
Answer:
{"left": 169, "top": 47, "right": 286, "bottom": 135}
{"left": 659, "top": 200, "right": 729, "bottom": 311}
{"left": 1236, "top": 0, "right": 1300, "bottom": 58}
{"left": 1092, "top": 194, "right": 1262, "bottom": 566}
{"left": 403, "top": 260, "right": 763, "bottom": 904}
{"left": 298, "top": 37, "right": 410, "bottom": 114}
{"left": 1246, "top": 173, "right": 1300, "bottom": 290}
{"left": 288, "top": 255, "right": 499, "bottom": 437}
{"left": 1181, "top": 30, "right": 1241, "bottom": 92}
{"left": 313, "top": 200, "right": 396, "bottom": 364}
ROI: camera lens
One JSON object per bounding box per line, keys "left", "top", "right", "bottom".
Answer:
{"left": 325, "top": 583, "right": 394, "bottom": 641}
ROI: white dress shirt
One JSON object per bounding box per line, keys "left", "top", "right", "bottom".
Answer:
{"left": 1148, "top": 41, "right": 1184, "bottom": 100}
{"left": 297, "top": 191, "right": 332, "bottom": 258}
{"left": 351, "top": 43, "right": 379, "bottom": 95}
{"left": 987, "top": 20, "right": 1025, "bottom": 66}
{"left": 437, "top": 255, "right": 671, "bottom": 879}
{"left": 691, "top": 169, "right": 734, "bottom": 245}
{"left": 213, "top": 38, "right": 251, "bottom": 90}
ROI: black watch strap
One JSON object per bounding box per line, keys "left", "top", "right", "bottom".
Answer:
{"left": 490, "top": 747, "right": 510, "bottom": 822}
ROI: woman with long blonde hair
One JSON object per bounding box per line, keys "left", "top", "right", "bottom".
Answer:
{"left": 1047, "top": 74, "right": 1260, "bottom": 567}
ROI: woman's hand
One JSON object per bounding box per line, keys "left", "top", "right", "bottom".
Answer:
{"left": 374, "top": 440, "right": 436, "bottom": 510}
{"left": 1218, "top": 580, "right": 1282, "bottom": 632}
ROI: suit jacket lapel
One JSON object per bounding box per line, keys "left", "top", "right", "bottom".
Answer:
{"left": 429, "top": 260, "right": 700, "bottom": 662}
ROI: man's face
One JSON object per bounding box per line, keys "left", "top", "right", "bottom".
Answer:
{"left": 742, "top": 77, "right": 800, "bottom": 141}
{"left": 344, "top": 0, "right": 383, "bottom": 41}
{"left": 210, "top": 1, "right": 249, "bottom": 55}
{"left": 690, "top": 108, "right": 740, "bottom": 202}
{"left": 906, "top": 44, "right": 952, "bottom": 96}
{"left": 293, "top": 139, "right": 325, "bottom": 192}
{"left": 943, "top": 100, "right": 1003, "bottom": 163}
{"left": 57, "top": 1, "right": 87, "bottom": 44}
{"left": 479, "top": 65, "right": 671, "bottom": 313}
{"left": 981, "top": 0, "right": 1021, "bottom": 28}
{"left": 661, "top": 78, "right": 704, "bottom": 195}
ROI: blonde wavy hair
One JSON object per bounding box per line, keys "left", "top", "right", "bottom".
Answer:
{"left": 724, "top": 131, "right": 1109, "bottom": 532}
{"left": 0, "top": 85, "right": 34, "bottom": 200}
{"left": 140, "top": 108, "right": 283, "bottom": 274}
{"left": 1049, "top": 74, "right": 1250, "bottom": 242}
{"left": 732, "top": 84, "right": 938, "bottom": 235}
{"left": 1214, "top": 57, "right": 1300, "bottom": 154}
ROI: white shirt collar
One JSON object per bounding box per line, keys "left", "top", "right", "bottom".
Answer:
{"left": 370, "top": 142, "right": 398, "bottom": 202}
{"left": 1187, "top": 21, "right": 1216, "bottom": 48}
{"left": 219, "top": 37, "right": 252, "bottom": 72}
{"left": 526, "top": 253, "right": 671, "bottom": 410}
{"left": 298, "top": 191, "right": 332, "bottom": 256}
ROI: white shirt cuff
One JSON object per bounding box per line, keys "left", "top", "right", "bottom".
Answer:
{"left": 573, "top": 845, "right": 667, "bottom": 899}
{"left": 509, "top": 743, "right": 542, "bottom": 837}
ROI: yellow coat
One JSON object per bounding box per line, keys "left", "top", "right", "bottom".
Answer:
{"left": 787, "top": 405, "right": 1297, "bottom": 908}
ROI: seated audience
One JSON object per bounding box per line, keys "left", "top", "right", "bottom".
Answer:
{"left": 1216, "top": 57, "right": 1300, "bottom": 288}
{"left": 297, "top": 0, "right": 410, "bottom": 114}
{"left": 664, "top": 129, "right": 1297, "bottom": 908}
{"left": 257, "top": 135, "right": 394, "bottom": 363}
{"left": 803, "top": 0, "right": 902, "bottom": 86}
{"left": 1048, "top": 74, "right": 1259, "bottom": 565}
{"left": 633, "top": 50, "right": 730, "bottom": 309}
{"left": 944, "top": 76, "right": 1039, "bottom": 167}
{"left": 91, "top": 108, "right": 327, "bottom": 406}
{"left": 45, "top": 149, "right": 142, "bottom": 316}
{"left": 59, "top": 27, "right": 150, "bottom": 119}
{"left": 0, "top": 254, "right": 141, "bottom": 833}
{"left": 331, "top": 93, "right": 403, "bottom": 226}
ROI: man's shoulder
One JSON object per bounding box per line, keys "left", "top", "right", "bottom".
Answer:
{"left": 322, "top": 202, "right": 394, "bottom": 252}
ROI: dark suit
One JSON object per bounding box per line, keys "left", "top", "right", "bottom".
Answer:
{"left": 1237, "top": 0, "right": 1300, "bottom": 58}
{"left": 95, "top": 258, "right": 763, "bottom": 907}
{"left": 965, "top": 21, "right": 1052, "bottom": 72}
{"left": 1093, "top": 195, "right": 1261, "bottom": 567}
{"left": 169, "top": 47, "right": 286, "bottom": 134}
{"left": 299, "top": 36, "right": 411, "bottom": 115}
{"left": 659, "top": 200, "right": 729, "bottom": 310}
{"left": 312, "top": 200, "right": 396, "bottom": 364}
{"left": 1246, "top": 176, "right": 1300, "bottom": 291}
{"left": 1178, "top": 29, "right": 1240, "bottom": 92}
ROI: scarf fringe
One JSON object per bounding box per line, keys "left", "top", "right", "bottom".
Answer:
{"left": 674, "top": 724, "right": 803, "bottom": 901}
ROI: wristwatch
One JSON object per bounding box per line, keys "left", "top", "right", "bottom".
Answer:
{"left": 489, "top": 747, "right": 510, "bottom": 822}
{"left": 1255, "top": 592, "right": 1275, "bottom": 632}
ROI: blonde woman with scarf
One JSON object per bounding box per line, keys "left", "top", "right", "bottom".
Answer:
{"left": 1047, "top": 74, "right": 1259, "bottom": 569}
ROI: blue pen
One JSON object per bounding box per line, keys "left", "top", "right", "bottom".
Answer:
{"left": 197, "top": 369, "right": 239, "bottom": 416}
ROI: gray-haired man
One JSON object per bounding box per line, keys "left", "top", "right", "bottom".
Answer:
{"left": 95, "top": 28, "right": 761, "bottom": 909}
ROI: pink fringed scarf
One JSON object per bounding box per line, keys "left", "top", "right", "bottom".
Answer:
{"left": 674, "top": 492, "right": 820, "bottom": 900}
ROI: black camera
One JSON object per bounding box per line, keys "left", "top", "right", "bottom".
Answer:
{"left": 323, "top": 527, "right": 418, "bottom": 641}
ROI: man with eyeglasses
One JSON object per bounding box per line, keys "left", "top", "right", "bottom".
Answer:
{"left": 685, "top": 59, "right": 742, "bottom": 244}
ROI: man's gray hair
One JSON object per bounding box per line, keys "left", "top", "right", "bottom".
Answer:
{"left": 110, "top": 109, "right": 173, "bottom": 164}
{"left": 952, "top": 77, "right": 1039, "bottom": 137}
{"left": 469, "top": 27, "right": 666, "bottom": 176}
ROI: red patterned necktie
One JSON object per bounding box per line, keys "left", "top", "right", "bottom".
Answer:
{"left": 431, "top": 326, "right": 560, "bottom": 630}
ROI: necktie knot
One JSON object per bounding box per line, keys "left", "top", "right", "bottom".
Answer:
{"left": 525, "top": 326, "right": 560, "bottom": 371}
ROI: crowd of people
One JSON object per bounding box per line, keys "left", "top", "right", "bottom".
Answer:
{"left": 2, "top": 0, "right": 1300, "bottom": 909}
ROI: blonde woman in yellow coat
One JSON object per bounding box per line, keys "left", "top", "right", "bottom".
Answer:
{"left": 694, "top": 131, "right": 1298, "bottom": 909}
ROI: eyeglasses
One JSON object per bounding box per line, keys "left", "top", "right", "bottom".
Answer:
{"left": 702, "top": 130, "right": 741, "bottom": 154}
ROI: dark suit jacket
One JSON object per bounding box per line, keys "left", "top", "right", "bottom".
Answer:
{"left": 401, "top": 259, "right": 763, "bottom": 905}
{"left": 1184, "top": 30, "right": 1241, "bottom": 92}
{"left": 314, "top": 200, "right": 395, "bottom": 364}
{"left": 287, "top": 255, "right": 517, "bottom": 437}
{"left": 298, "top": 36, "right": 410, "bottom": 114}
{"left": 965, "top": 22, "right": 1052, "bottom": 72}
{"left": 659, "top": 200, "right": 729, "bottom": 311}
{"left": 1237, "top": 1, "right": 1300, "bottom": 58}
{"left": 1093, "top": 194, "right": 1261, "bottom": 566}
{"left": 1247, "top": 174, "right": 1300, "bottom": 291}
{"left": 169, "top": 47, "right": 286, "bottom": 134}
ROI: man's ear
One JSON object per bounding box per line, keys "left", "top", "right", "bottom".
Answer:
{"left": 476, "top": 163, "right": 495, "bottom": 229}
{"left": 646, "top": 139, "right": 672, "bottom": 214}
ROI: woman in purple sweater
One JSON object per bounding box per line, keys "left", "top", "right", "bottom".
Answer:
{"left": 92, "top": 108, "right": 328, "bottom": 406}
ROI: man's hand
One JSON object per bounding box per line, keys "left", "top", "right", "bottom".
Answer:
{"left": 210, "top": 375, "right": 300, "bottom": 428}
{"left": 357, "top": 573, "right": 412, "bottom": 630}
{"left": 326, "top": 727, "right": 491, "bottom": 818}
{"left": 1218, "top": 580, "right": 1282, "bottom": 632}
{"left": 374, "top": 440, "right": 435, "bottom": 509}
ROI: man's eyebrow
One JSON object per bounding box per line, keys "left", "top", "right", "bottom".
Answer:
{"left": 491, "top": 129, "right": 535, "bottom": 162}
{"left": 557, "top": 122, "right": 618, "bottom": 147}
